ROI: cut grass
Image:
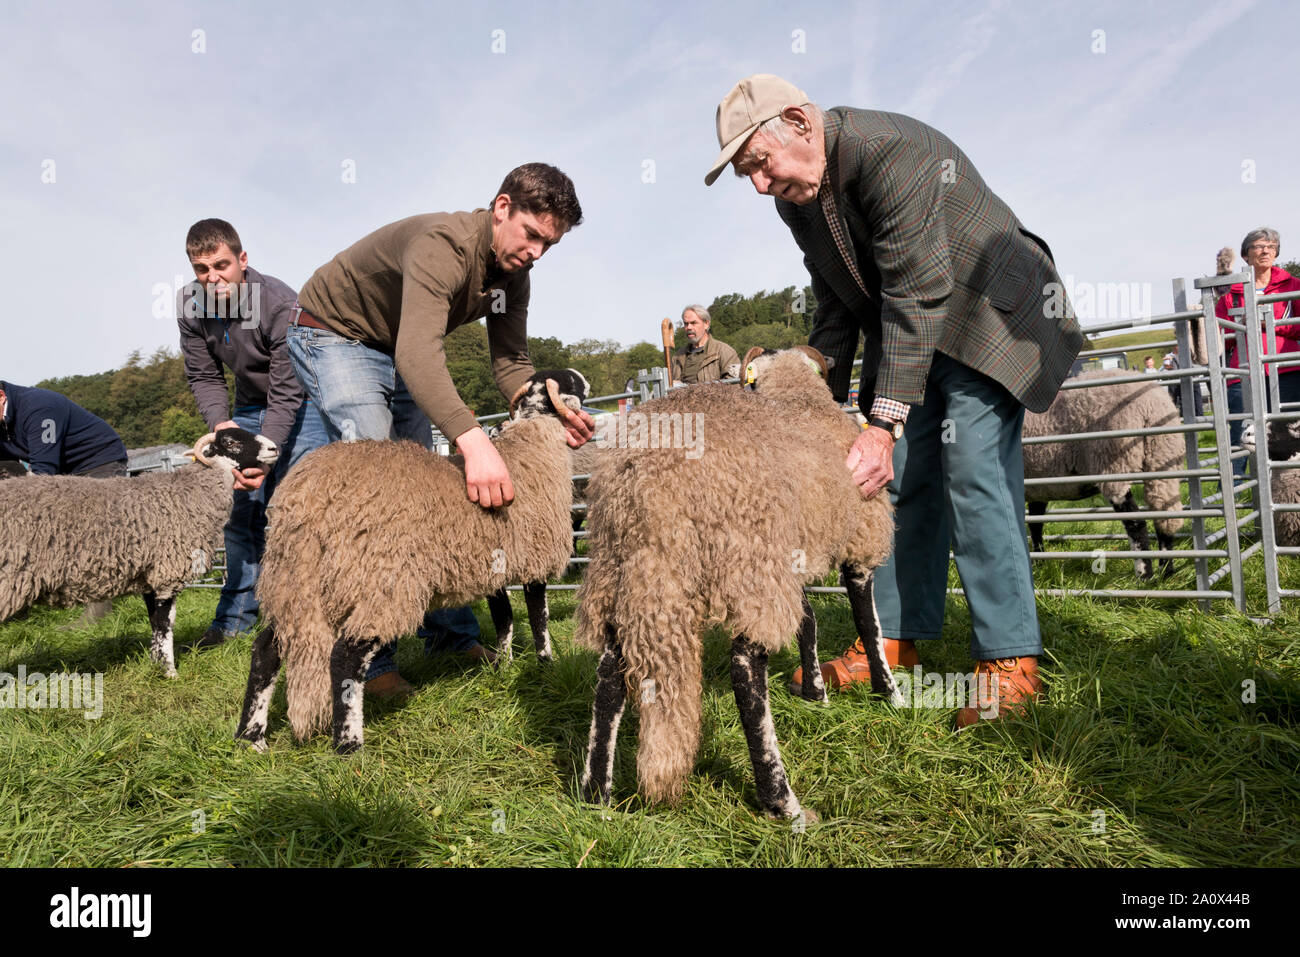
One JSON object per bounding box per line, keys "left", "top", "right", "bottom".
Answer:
{"left": 2, "top": 545, "right": 1297, "bottom": 867}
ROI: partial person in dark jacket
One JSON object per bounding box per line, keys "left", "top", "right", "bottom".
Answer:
{"left": 706, "top": 74, "right": 1083, "bottom": 727}
{"left": 0, "top": 381, "right": 126, "bottom": 477}
{"left": 0, "top": 380, "right": 128, "bottom": 623}
{"left": 179, "top": 219, "right": 330, "bottom": 646}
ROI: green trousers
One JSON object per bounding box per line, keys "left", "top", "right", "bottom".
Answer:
{"left": 872, "top": 353, "right": 1042, "bottom": 660}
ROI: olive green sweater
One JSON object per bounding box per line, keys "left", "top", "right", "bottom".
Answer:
{"left": 299, "top": 209, "right": 534, "bottom": 442}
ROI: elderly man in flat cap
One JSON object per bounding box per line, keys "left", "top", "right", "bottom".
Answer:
{"left": 706, "top": 74, "right": 1083, "bottom": 727}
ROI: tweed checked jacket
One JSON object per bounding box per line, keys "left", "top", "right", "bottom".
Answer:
{"left": 776, "top": 108, "right": 1083, "bottom": 414}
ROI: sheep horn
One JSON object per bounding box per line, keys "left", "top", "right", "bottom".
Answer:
{"left": 508, "top": 381, "right": 532, "bottom": 414}
{"left": 546, "top": 378, "right": 581, "bottom": 427}
{"left": 192, "top": 432, "right": 217, "bottom": 467}
{"left": 793, "top": 345, "right": 829, "bottom": 379}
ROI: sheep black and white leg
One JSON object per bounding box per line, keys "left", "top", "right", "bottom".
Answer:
{"left": 488, "top": 582, "right": 552, "bottom": 663}
{"left": 731, "top": 637, "right": 802, "bottom": 819}
{"left": 1154, "top": 527, "right": 1176, "bottom": 578}
{"left": 1026, "top": 501, "right": 1047, "bottom": 553}
{"left": 841, "top": 562, "right": 903, "bottom": 704}
{"left": 580, "top": 631, "right": 626, "bottom": 805}
{"left": 142, "top": 590, "right": 178, "bottom": 678}
{"left": 795, "top": 595, "right": 826, "bottom": 702}
{"left": 1113, "top": 491, "right": 1154, "bottom": 579}
{"left": 235, "top": 627, "right": 282, "bottom": 751}
{"left": 487, "top": 589, "right": 515, "bottom": 661}
{"left": 330, "top": 638, "right": 381, "bottom": 754}
{"left": 523, "top": 581, "right": 552, "bottom": 662}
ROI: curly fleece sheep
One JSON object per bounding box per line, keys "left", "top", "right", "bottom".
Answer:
{"left": 0, "top": 428, "right": 278, "bottom": 676}
{"left": 1022, "top": 369, "right": 1185, "bottom": 578}
{"left": 575, "top": 347, "right": 898, "bottom": 819}
{"left": 1242, "top": 417, "right": 1300, "bottom": 546}
{"left": 235, "top": 369, "right": 589, "bottom": 753}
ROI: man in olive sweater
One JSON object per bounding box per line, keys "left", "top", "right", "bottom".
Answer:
{"left": 288, "top": 163, "right": 593, "bottom": 696}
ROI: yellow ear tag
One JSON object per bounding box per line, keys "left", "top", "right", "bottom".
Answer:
{"left": 801, "top": 355, "right": 825, "bottom": 377}
{"left": 744, "top": 363, "right": 758, "bottom": 386}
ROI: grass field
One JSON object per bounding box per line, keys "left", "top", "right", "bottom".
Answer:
{"left": 2, "top": 505, "right": 1297, "bottom": 867}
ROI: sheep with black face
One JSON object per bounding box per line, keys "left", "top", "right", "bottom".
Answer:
{"left": 0, "top": 428, "right": 278, "bottom": 676}
{"left": 235, "top": 369, "right": 589, "bottom": 753}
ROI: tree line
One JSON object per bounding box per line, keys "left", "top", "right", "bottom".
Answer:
{"left": 34, "top": 286, "right": 821, "bottom": 449}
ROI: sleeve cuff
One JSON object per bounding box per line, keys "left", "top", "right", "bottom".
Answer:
{"left": 870, "top": 397, "right": 910, "bottom": 423}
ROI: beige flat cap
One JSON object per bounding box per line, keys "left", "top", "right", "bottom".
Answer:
{"left": 704, "top": 73, "right": 809, "bottom": 186}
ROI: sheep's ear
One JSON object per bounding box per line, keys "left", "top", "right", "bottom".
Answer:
{"left": 741, "top": 346, "right": 765, "bottom": 372}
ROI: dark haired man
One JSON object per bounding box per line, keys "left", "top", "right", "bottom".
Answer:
{"left": 287, "top": 163, "right": 593, "bottom": 695}
{"left": 180, "top": 218, "right": 330, "bottom": 646}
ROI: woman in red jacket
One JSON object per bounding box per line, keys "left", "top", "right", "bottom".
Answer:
{"left": 1214, "top": 227, "right": 1300, "bottom": 476}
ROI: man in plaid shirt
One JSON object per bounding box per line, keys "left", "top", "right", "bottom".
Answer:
{"left": 707, "top": 75, "right": 1083, "bottom": 726}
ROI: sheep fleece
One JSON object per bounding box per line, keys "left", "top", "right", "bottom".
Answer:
{"left": 0, "top": 465, "right": 230, "bottom": 618}
{"left": 575, "top": 361, "right": 893, "bottom": 802}
{"left": 259, "top": 416, "right": 573, "bottom": 738}
{"left": 1022, "top": 369, "right": 1185, "bottom": 537}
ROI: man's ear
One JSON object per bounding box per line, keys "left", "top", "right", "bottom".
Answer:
{"left": 491, "top": 193, "right": 512, "bottom": 224}
{"left": 781, "top": 105, "right": 812, "bottom": 135}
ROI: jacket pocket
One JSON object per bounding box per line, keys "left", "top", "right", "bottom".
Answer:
{"left": 989, "top": 230, "right": 1052, "bottom": 314}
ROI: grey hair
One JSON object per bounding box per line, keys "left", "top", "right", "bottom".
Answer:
{"left": 682, "top": 305, "right": 710, "bottom": 325}
{"left": 1241, "top": 227, "right": 1281, "bottom": 258}
{"left": 755, "top": 103, "right": 822, "bottom": 146}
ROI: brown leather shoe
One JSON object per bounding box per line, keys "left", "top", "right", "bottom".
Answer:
{"left": 954, "top": 656, "right": 1043, "bottom": 729}
{"left": 466, "top": 642, "right": 499, "bottom": 667}
{"left": 366, "top": 671, "right": 414, "bottom": 701}
{"left": 790, "top": 637, "right": 919, "bottom": 693}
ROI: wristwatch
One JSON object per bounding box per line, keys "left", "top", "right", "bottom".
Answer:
{"left": 868, "top": 416, "right": 904, "bottom": 441}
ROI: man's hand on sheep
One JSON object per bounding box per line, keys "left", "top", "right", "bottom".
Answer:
{"left": 232, "top": 467, "right": 267, "bottom": 491}
{"left": 846, "top": 427, "right": 894, "bottom": 499}
{"left": 562, "top": 408, "right": 596, "bottom": 449}
{"left": 212, "top": 421, "right": 271, "bottom": 491}
{"left": 456, "top": 427, "right": 516, "bottom": 508}
{"left": 209, "top": 421, "right": 273, "bottom": 488}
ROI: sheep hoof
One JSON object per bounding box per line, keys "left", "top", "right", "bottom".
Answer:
{"left": 786, "top": 678, "right": 828, "bottom": 704}
{"left": 163, "top": 667, "right": 178, "bottom": 679}
{"left": 236, "top": 736, "right": 268, "bottom": 754}
{"left": 334, "top": 739, "right": 362, "bottom": 756}
{"left": 772, "top": 805, "right": 819, "bottom": 826}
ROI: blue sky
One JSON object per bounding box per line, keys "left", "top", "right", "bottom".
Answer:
{"left": 2, "top": 0, "right": 1295, "bottom": 383}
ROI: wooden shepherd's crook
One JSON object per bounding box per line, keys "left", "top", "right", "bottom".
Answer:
{"left": 661, "top": 317, "right": 675, "bottom": 382}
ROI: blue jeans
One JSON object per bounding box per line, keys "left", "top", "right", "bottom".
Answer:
{"left": 421, "top": 605, "right": 483, "bottom": 655}
{"left": 212, "top": 398, "right": 331, "bottom": 634}
{"left": 286, "top": 322, "right": 481, "bottom": 677}
{"left": 1226, "top": 374, "right": 1300, "bottom": 476}
{"left": 872, "top": 354, "right": 1041, "bottom": 661}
